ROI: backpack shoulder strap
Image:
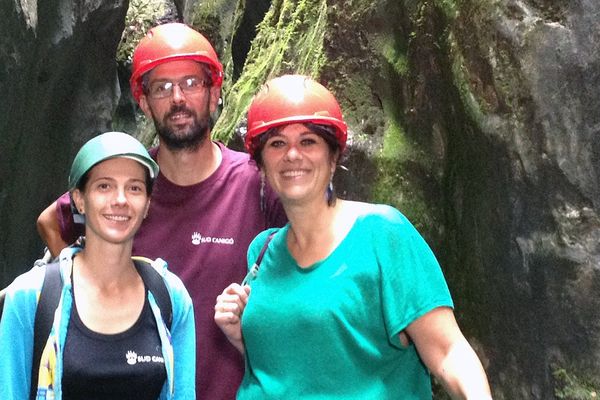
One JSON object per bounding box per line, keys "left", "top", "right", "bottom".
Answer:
{"left": 132, "top": 258, "right": 173, "bottom": 330}
{"left": 0, "top": 287, "right": 6, "bottom": 320}
{"left": 30, "top": 261, "right": 62, "bottom": 400}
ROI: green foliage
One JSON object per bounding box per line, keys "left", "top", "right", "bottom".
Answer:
{"left": 553, "top": 368, "right": 599, "bottom": 400}
{"left": 212, "top": 0, "right": 329, "bottom": 143}
{"left": 116, "top": 0, "right": 166, "bottom": 66}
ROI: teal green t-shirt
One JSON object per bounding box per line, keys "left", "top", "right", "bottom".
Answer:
{"left": 239, "top": 204, "right": 453, "bottom": 399}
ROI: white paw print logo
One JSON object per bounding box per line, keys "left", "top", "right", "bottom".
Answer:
{"left": 126, "top": 350, "right": 137, "bottom": 365}
{"left": 192, "top": 232, "right": 202, "bottom": 245}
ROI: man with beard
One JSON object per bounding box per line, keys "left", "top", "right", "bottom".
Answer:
{"left": 36, "top": 23, "right": 287, "bottom": 399}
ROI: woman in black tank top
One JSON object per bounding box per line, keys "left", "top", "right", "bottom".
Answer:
{"left": 0, "top": 132, "right": 196, "bottom": 400}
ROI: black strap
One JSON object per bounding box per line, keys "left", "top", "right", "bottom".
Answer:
{"left": 255, "top": 231, "right": 276, "bottom": 267}
{"left": 241, "top": 230, "right": 278, "bottom": 285}
{"left": 0, "top": 287, "right": 6, "bottom": 320}
{"left": 133, "top": 259, "right": 173, "bottom": 330}
{"left": 30, "top": 261, "right": 62, "bottom": 400}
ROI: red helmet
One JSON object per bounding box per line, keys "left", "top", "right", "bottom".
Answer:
{"left": 245, "top": 75, "right": 348, "bottom": 157}
{"left": 129, "top": 23, "right": 224, "bottom": 103}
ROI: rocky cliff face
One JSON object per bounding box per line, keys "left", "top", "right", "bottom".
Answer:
{"left": 1, "top": 0, "right": 599, "bottom": 398}
{"left": 0, "top": 0, "right": 127, "bottom": 285}
{"left": 443, "top": 0, "right": 600, "bottom": 397}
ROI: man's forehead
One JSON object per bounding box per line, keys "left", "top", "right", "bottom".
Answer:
{"left": 148, "top": 60, "right": 209, "bottom": 80}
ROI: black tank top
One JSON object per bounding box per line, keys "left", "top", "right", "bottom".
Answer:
{"left": 62, "top": 290, "right": 167, "bottom": 399}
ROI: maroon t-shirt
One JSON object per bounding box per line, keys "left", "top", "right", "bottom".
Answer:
{"left": 56, "top": 142, "right": 287, "bottom": 399}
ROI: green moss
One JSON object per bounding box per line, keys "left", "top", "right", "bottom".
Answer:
{"left": 113, "top": 0, "right": 170, "bottom": 144}
{"left": 373, "top": 35, "right": 409, "bottom": 77}
{"left": 371, "top": 117, "right": 408, "bottom": 208}
{"left": 212, "top": 0, "right": 329, "bottom": 143}
{"left": 372, "top": 158, "right": 433, "bottom": 232}
{"left": 189, "top": 0, "right": 241, "bottom": 59}
{"left": 116, "top": 0, "right": 166, "bottom": 66}
{"left": 553, "top": 368, "right": 599, "bottom": 400}
{"left": 447, "top": 33, "right": 486, "bottom": 126}
{"left": 334, "top": 73, "right": 382, "bottom": 138}
{"left": 381, "top": 118, "right": 408, "bottom": 159}
{"left": 189, "top": 4, "right": 223, "bottom": 53}
{"left": 187, "top": 0, "right": 245, "bottom": 111}
{"left": 434, "top": 0, "right": 458, "bottom": 21}
{"left": 439, "top": 0, "right": 524, "bottom": 128}
{"left": 371, "top": 101, "right": 434, "bottom": 231}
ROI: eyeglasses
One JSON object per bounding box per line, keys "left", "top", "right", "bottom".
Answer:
{"left": 147, "top": 76, "right": 211, "bottom": 99}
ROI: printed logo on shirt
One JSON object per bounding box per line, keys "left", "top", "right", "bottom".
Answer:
{"left": 125, "top": 350, "right": 165, "bottom": 366}
{"left": 191, "top": 231, "right": 235, "bottom": 246}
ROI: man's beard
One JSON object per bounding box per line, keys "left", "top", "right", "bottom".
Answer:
{"left": 153, "top": 104, "right": 212, "bottom": 152}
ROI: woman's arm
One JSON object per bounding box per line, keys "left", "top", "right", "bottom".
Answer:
{"left": 405, "top": 307, "right": 492, "bottom": 400}
{"left": 0, "top": 273, "right": 40, "bottom": 399}
{"left": 214, "top": 283, "right": 250, "bottom": 354}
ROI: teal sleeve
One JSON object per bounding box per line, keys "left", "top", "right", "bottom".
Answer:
{"left": 166, "top": 271, "right": 196, "bottom": 399}
{"left": 0, "top": 267, "right": 45, "bottom": 399}
{"left": 372, "top": 206, "right": 453, "bottom": 347}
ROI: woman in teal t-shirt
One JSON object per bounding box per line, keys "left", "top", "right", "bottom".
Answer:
{"left": 215, "top": 75, "right": 492, "bottom": 399}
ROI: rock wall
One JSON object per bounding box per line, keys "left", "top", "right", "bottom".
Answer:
{"left": 0, "top": 0, "right": 127, "bottom": 285}
{"left": 444, "top": 0, "right": 600, "bottom": 397}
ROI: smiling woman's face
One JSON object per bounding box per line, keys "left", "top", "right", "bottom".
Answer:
{"left": 72, "top": 157, "right": 150, "bottom": 245}
{"left": 260, "top": 123, "right": 337, "bottom": 207}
